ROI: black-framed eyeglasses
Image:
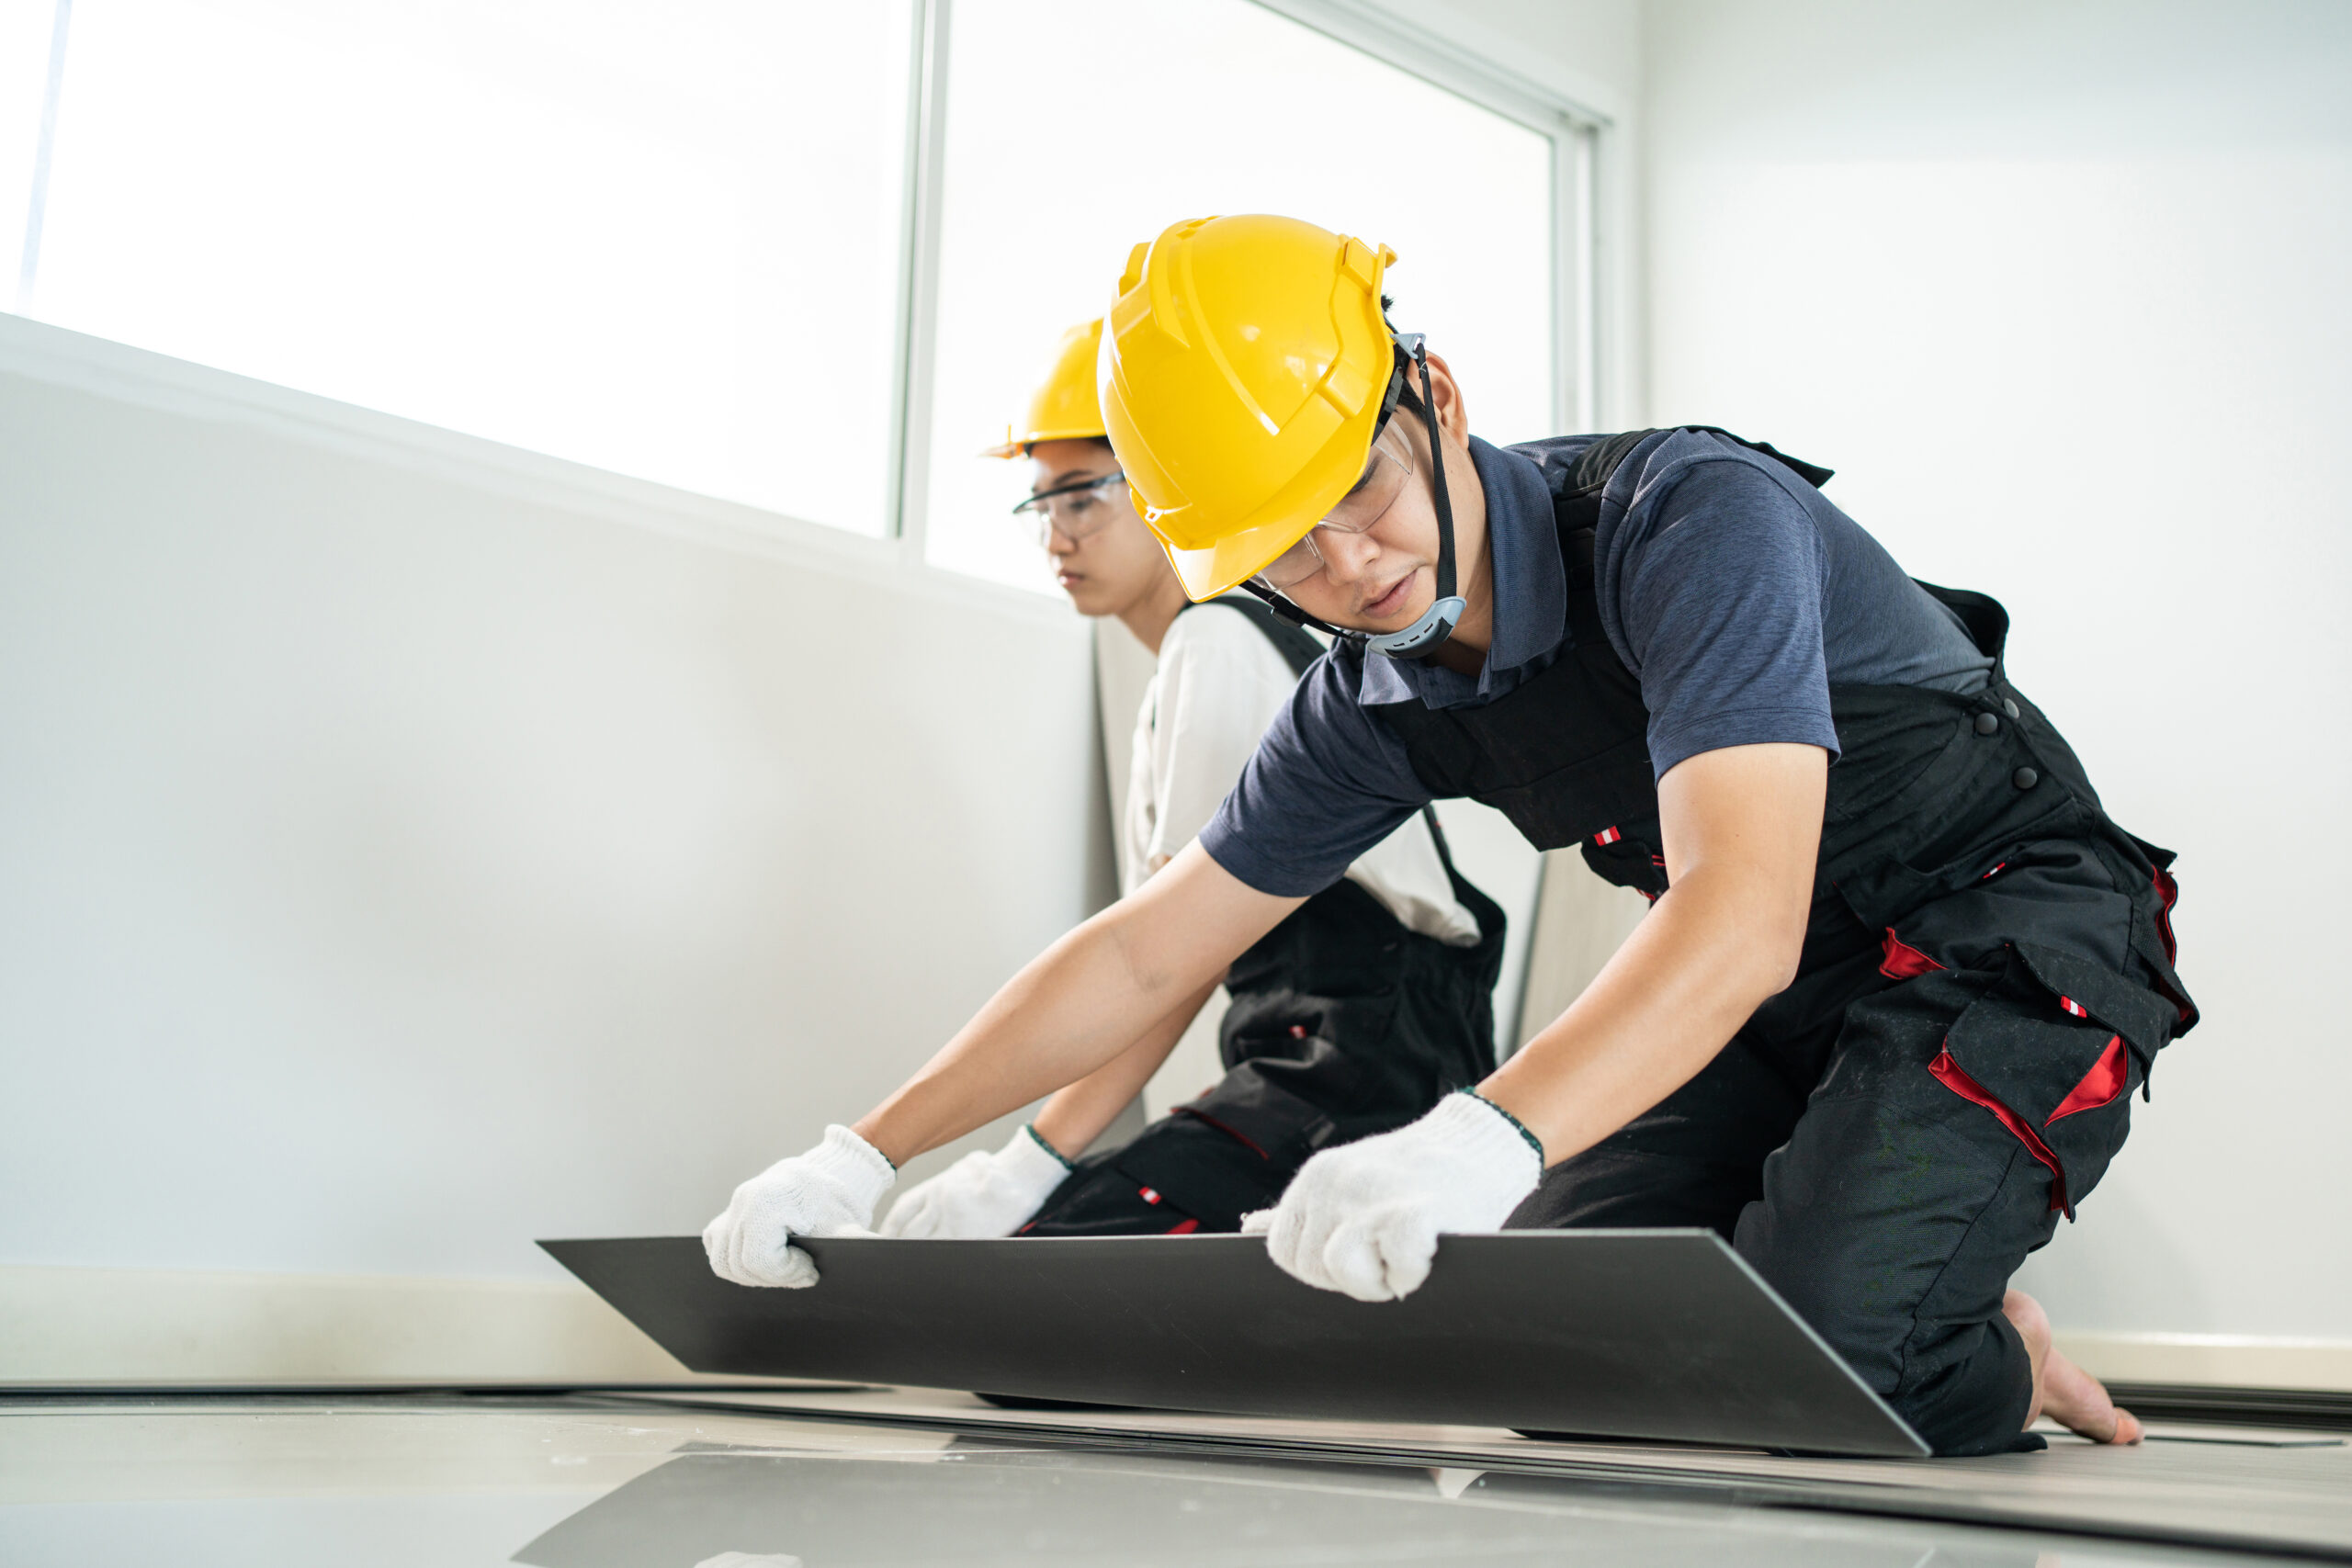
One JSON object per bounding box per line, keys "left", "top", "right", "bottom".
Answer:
{"left": 1012, "top": 469, "right": 1126, "bottom": 547}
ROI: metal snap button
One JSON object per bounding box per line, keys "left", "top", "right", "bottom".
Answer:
{"left": 2004, "top": 698, "right": 2020, "bottom": 718}
{"left": 1973, "top": 711, "right": 2000, "bottom": 735}
{"left": 2012, "top": 767, "right": 2039, "bottom": 790}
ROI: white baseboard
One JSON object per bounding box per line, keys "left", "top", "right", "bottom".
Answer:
{"left": 0, "top": 1264, "right": 687, "bottom": 1383}
{"left": 2056, "top": 1330, "right": 2352, "bottom": 1392}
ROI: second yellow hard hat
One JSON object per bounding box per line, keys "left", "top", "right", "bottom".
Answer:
{"left": 984, "top": 317, "right": 1106, "bottom": 458}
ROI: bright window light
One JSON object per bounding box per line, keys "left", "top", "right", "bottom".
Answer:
{"left": 10, "top": 0, "right": 912, "bottom": 535}
{"left": 923, "top": 0, "right": 1558, "bottom": 592}
{"left": 1, "top": 4, "right": 55, "bottom": 288}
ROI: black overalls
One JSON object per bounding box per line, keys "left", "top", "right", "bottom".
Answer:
{"left": 1023, "top": 595, "right": 1508, "bottom": 1238}
{"left": 1374, "top": 431, "right": 2198, "bottom": 1458}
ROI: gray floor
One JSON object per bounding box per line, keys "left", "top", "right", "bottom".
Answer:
{"left": 4, "top": 1388, "right": 2347, "bottom": 1566}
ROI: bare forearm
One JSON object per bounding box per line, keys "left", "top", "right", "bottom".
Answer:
{"left": 853, "top": 844, "right": 1297, "bottom": 1168}
{"left": 1480, "top": 867, "right": 1801, "bottom": 1163}
{"left": 1033, "top": 976, "right": 1221, "bottom": 1156}
{"left": 854, "top": 919, "right": 1170, "bottom": 1165}
{"left": 1480, "top": 743, "right": 1826, "bottom": 1168}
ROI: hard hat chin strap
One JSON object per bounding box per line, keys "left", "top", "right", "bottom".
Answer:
{"left": 1243, "top": 335, "right": 1464, "bottom": 663}
{"left": 1363, "top": 336, "right": 1464, "bottom": 660}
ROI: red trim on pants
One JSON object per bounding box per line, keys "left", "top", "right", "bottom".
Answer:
{"left": 1928, "top": 1044, "right": 2072, "bottom": 1218}
{"left": 1164, "top": 1219, "right": 1201, "bottom": 1235}
{"left": 1879, "top": 928, "right": 1946, "bottom": 979}
{"left": 2046, "top": 1036, "right": 2129, "bottom": 1124}
{"left": 1173, "top": 1106, "right": 1271, "bottom": 1160}
{"left": 2153, "top": 866, "right": 2180, "bottom": 965}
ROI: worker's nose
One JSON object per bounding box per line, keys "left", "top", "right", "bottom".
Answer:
{"left": 1316, "top": 526, "right": 1383, "bottom": 584}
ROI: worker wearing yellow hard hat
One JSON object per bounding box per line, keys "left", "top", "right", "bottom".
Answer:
{"left": 853, "top": 316, "right": 1502, "bottom": 1244}
{"left": 703, "top": 214, "right": 2193, "bottom": 1461}
{"left": 1099, "top": 215, "right": 1466, "bottom": 660}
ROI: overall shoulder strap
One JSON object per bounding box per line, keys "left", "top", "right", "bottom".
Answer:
{"left": 1416, "top": 802, "right": 1461, "bottom": 878}
{"left": 1526, "top": 427, "right": 1837, "bottom": 601}
{"left": 1909, "top": 580, "right": 2011, "bottom": 666}
{"left": 1522, "top": 426, "right": 1835, "bottom": 512}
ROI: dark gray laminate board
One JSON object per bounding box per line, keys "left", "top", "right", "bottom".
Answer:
{"left": 541, "top": 1230, "right": 1927, "bottom": 1457}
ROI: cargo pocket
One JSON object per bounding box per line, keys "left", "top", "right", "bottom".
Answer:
{"left": 1180, "top": 1069, "right": 1338, "bottom": 1164}
{"left": 1112, "top": 1120, "right": 1284, "bottom": 1233}
{"left": 1090, "top": 1070, "right": 1349, "bottom": 1232}
{"left": 1927, "top": 946, "right": 2146, "bottom": 1220}
{"left": 1020, "top": 1116, "right": 1241, "bottom": 1237}
{"left": 1217, "top": 1010, "right": 1385, "bottom": 1120}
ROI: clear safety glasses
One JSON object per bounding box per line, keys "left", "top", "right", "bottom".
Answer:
{"left": 1250, "top": 421, "right": 1415, "bottom": 592}
{"left": 1012, "top": 469, "right": 1126, "bottom": 549}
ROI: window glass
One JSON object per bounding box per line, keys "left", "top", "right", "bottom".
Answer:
{"left": 2, "top": 1, "right": 61, "bottom": 290}
{"left": 923, "top": 0, "right": 1557, "bottom": 592}
{"left": 12, "top": 0, "right": 912, "bottom": 534}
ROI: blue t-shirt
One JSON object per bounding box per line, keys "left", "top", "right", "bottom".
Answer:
{"left": 1200, "top": 430, "right": 1995, "bottom": 897}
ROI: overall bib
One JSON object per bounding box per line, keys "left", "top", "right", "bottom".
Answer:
{"left": 1023, "top": 595, "right": 1508, "bottom": 1238}
{"left": 1372, "top": 431, "right": 2198, "bottom": 1456}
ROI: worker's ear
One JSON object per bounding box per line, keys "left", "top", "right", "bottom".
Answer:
{"left": 1414, "top": 351, "right": 1470, "bottom": 446}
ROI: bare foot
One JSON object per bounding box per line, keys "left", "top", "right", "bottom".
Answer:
{"left": 2003, "top": 1289, "right": 2144, "bottom": 1445}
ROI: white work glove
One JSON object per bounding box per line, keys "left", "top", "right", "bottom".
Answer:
{"left": 1242, "top": 1092, "right": 1542, "bottom": 1303}
{"left": 879, "top": 1123, "right": 1072, "bottom": 1239}
{"left": 702, "top": 1124, "right": 897, "bottom": 1287}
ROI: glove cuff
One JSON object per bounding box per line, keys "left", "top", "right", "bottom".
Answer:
{"left": 1458, "top": 1089, "right": 1545, "bottom": 1165}
{"left": 1427, "top": 1090, "right": 1544, "bottom": 1185}
{"left": 812, "top": 1123, "right": 898, "bottom": 1219}
{"left": 1000, "top": 1122, "right": 1076, "bottom": 1201}
{"left": 1016, "top": 1122, "right": 1076, "bottom": 1171}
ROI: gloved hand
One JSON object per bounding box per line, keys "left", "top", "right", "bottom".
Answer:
{"left": 880, "top": 1124, "right": 1073, "bottom": 1239}
{"left": 703, "top": 1124, "right": 897, "bottom": 1287}
{"left": 1241, "top": 1092, "right": 1542, "bottom": 1303}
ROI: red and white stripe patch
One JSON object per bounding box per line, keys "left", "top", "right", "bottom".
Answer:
{"left": 1593, "top": 826, "right": 1623, "bottom": 846}
{"left": 1138, "top": 1187, "right": 1161, "bottom": 1206}
{"left": 2057, "top": 996, "right": 2088, "bottom": 1019}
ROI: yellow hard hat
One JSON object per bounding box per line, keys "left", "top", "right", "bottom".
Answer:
{"left": 1098, "top": 214, "right": 1398, "bottom": 601}
{"left": 984, "top": 318, "right": 1106, "bottom": 457}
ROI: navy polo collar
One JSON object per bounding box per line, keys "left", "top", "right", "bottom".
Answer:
{"left": 1354, "top": 435, "right": 1567, "bottom": 709}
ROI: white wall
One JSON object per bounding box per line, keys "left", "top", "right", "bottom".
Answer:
{"left": 0, "top": 319, "right": 1111, "bottom": 1371}
{"left": 1645, "top": 0, "right": 2352, "bottom": 1348}
{"left": 0, "top": 0, "right": 1657, "bottom": 1385}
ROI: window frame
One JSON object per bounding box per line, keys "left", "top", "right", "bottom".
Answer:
{"left": 888, "top": 0, "right": 1616, "bottom": 570}
{"left": 4, "top": 0, "right": 1614, "bottom": 595}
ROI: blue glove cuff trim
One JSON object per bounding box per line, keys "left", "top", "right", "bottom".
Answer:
{"left": 1023, "top": 1122, "right": 1075, "bottom": 1171}
{"left": 1461, "top": 1089, "right": 1545, "bottom": 1168}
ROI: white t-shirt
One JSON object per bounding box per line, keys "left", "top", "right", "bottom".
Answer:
{"left": 1123, "top": 603, "right": 1481, "bottom": 946}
